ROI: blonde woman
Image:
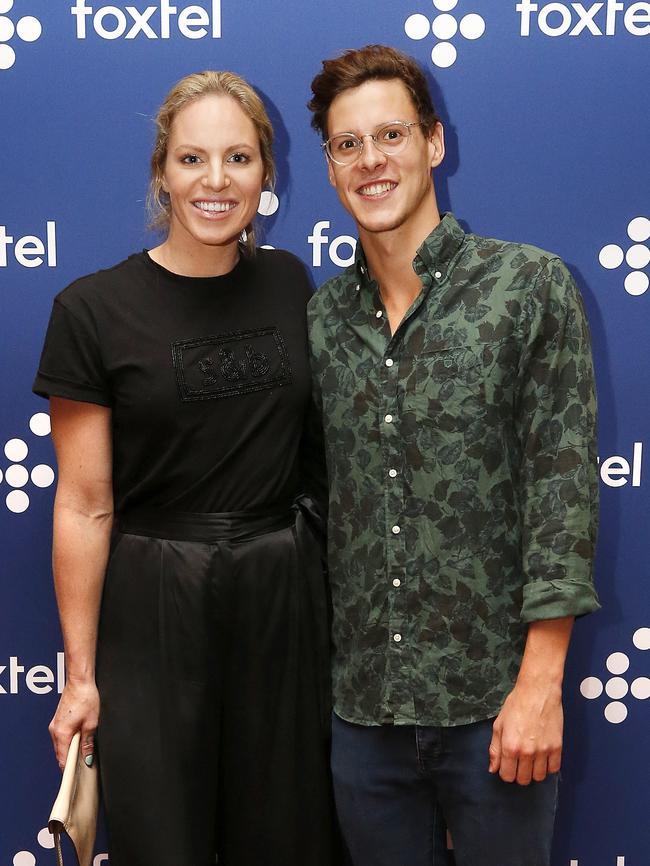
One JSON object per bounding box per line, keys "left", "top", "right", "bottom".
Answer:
{"left": 34, "top": 71, "right": 335, "bottom": 866}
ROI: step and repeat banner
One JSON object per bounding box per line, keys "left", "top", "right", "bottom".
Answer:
{"left": 1, "top": 1, "right": 649, "bottom": 864}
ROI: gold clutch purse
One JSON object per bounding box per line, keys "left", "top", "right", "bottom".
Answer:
{"left": 48, "top": 732, "right": 99, "bottom": 866}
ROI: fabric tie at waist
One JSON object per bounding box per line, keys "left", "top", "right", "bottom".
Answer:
{"left": 117, "top": 501, "right": 296, "bottom": 543}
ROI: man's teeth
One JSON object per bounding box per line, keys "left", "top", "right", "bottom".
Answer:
{"left": 359, "top": 182, "right": 396, "bottom": 197}
{"left": 194, "top": 201, "right": 236, "bottom": 212}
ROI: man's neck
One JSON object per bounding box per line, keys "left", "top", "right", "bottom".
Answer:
{"left": 360, "top": 210, "right": 442, "bottom": 311}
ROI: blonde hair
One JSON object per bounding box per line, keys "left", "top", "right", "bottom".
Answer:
{"left": 148, "top": 70, "right": 275, "bottom": 256}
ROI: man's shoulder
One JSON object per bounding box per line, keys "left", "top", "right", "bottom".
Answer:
{"left": 307, "top": 264, "right": 357, "bottom": 317}
{"left": 466, "top": 230, "right": 560, "bottom": 273}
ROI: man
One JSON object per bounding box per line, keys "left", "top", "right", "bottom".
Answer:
{"left": 307, "top": 45, "right": 600, "bottom": 866}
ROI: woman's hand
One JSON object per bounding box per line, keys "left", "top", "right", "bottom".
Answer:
{"left": 49, "top": 679, "right": 100, "bottom": 770}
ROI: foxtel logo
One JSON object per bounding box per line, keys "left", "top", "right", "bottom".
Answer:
{"left": 0, "top": 653, "right": 65, "bottom": 695}
{"left": 71, "top": 0, "right": 221, "bottom": 40}
{"left": 517, "top": 1, "right": 650, "bottom": 36}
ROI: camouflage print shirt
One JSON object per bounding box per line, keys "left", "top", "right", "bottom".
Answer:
{"left": 307, "top": 213, "right": 600, "bottom": 727}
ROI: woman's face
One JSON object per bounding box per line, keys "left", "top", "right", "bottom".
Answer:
{"left": 162, "top": 94, "right": 265, "bottom": 253}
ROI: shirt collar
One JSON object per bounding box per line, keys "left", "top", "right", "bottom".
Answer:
{"left": 353, "top": 212, "right": 466, "bottom": 286}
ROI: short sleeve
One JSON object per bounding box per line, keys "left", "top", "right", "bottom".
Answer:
{"left": 33, "top": 298, "right": 111, "bottom": 406}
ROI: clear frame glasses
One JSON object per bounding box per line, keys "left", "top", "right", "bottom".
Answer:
{"left": 322, "top": 120, "right": 422, "bottom": 166}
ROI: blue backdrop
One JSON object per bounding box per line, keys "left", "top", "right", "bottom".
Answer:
{"left": 1, "top": 1, "right": 649, "bottom": 864}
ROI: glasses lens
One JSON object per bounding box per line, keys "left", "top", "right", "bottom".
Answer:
{"left": 328, "top": 133, "right": 362, "bottom": 164}
{"left": 375, "top": 123, "right": 411, "bottom": 156}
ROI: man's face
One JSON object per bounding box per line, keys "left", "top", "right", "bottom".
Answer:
{"left": 324, "top": 78, "right": 444, "bottom": 238}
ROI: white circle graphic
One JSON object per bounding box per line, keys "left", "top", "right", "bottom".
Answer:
{"left": 16, "top": 15, "right": 41, "bottom": 42}
{"left": 625, "top": 271, "right": 649, "bottom": 296}
{"left": 0, "top": 42, "right": 15, "bottom": 69}
{"left": 32, "top": 464, "right": 55, "bottom": 488}
{"left": 5, "top": 438, "right": 28, "bottom": 461}
{"left": 633, "top": 627, "right": 650, "bottom": 650}
{"left": 0, "top": 15, "right": 15, "bottom": 41}
{"left": 257, "top": 190, "right": 279, "bottom": 216}
{"left": 579, "top": 676, "right": 603, "bottom": 699}
{"left": 13, "top": 853, "right": 36, "bottom": 866}
{"left": 605, "top": 677, "right": 628, "bottom": 700}
{"left": 604, "top": 701, "right": 627, "bottom": 724}
{"left": 628, "top": 216, "right": 650, "bottom": 243}
{"left": 405, "top": 13, "right": 431, "bottom": 40}
{"left": 434, "top": 0, "right": 458, "bottom": 10}
{"left": 606, "top": 652, "right": 629, "bottom": 675}
{"left": 38, "top": 827, "right": 55, "bottom": 849}
{"left": 630, "top": 677, "right": 650, "bottom": 700}
{"left": 431, "top": 41, "right": 457, "bottom": 68}
{"left": 6, "top": 490, "right": 29, "bottom": 513}
{"left": 0, "top": 1, "right": 13, "bottom": 15}
{"left": 460, "top": 13, "right": 486, "bottom": 39}
{"left": 626, "top": 244, "right": 650, "bottom": 270}
{"left": 30, "top": 412, "right": 51, "bottom": 436}
{"left": 432, "top": 13, "right": 458, "bottom": 40}
{"left": 5, "top": 464, "right": 29, "bottom": 488}
{"left": 598, "top": 244, "right": 624, "bottom": 269}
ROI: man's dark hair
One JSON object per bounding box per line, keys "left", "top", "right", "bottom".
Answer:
{"left": 308, "top": 44, "right": 440, "bottom": 140}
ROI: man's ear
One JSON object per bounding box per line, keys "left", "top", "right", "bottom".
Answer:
{"left": 429, "top": 122, "right": 445, "bottom": 169}
{"left": 326, "top": 152, "right": 337, "bottom": 187}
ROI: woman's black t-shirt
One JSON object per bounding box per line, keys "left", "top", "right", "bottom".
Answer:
{"left": 33, "top": 248, "right": 318, "bottom": 514}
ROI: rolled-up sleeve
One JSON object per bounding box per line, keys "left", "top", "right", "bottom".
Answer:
{"left": 516, "top": 258, "right": 601, "bottom": 622}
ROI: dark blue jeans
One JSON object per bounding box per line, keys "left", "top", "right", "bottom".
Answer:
{"left": 331, "top": 713, "right": 558, "bottom": 866}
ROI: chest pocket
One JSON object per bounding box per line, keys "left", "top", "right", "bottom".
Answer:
{"left": 408, "top": 345, "right": 486, "bottom": 425}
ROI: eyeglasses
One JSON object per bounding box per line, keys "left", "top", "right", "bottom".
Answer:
{"left": 322, "top": 120, "right": 422, "bottom": 166}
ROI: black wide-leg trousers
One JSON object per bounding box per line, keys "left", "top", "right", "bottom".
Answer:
{"left": 95, "top": 499, "right": 336, "bottom": 866}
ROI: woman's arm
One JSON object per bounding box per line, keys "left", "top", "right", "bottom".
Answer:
{"left": 48, "top": 396, "right": 113, "bottom": 769}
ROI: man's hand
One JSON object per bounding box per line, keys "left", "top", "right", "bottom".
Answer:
{"left": 488, "top": 680, "right": 563, "bottom": 785}
{"left": 488, "top": 616, "right": 574, "bottom": 785}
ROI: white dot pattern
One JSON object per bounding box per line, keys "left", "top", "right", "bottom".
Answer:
{"left": 257, "top": 190, "right": 279, "bottom": 216}
{"left": 0, "top": 15, "right": 15, "bottom": 41}
{"left": 5, "top": 438, "right": 28, "bottom": 462}
{"left": 624, "top": 271, "right": 649, "bottom": 296}
{"left": 16, "top": 15, "right": 41, "bottom": 42}
{"left": 633, "top": 628, "right": 650, "bottom": 650}
{"left": 37, "top": 827, "right": 55, "bottom": 849}
{"left": 6, "top": 490, "right": 29, "bottom": 513}
{"left": 432, "top": 13, "right": 457, "bottom": 39}
{"left": 31, "top": 465, "right": 55, "bottom": 488}
{"left": 13, "top": 853, "right": 36, "bottom": 866}
{"left": 606, "top": 652, "right": 629, "bottom": 675}
{"left": 599, "top": 244, "right": 624, "bottom": 269}
{"left": 630, "top": 677, "right": 650, "bottom": 700}
{"left": 30, "top": 412, "right": 51, "bottom": 436}
{"left": 5, "top": 464, "right": 29, "bottom": 488}
{"left": 580, "top": 676, "right": 603, "bottom": 699}
{"left": 605, "top": 677, "right": 628, "bottom": 700}
{"left": 404, "top": 12, "right": 431, "bottom": 39}
{"left": 459, "top": 13, "right": 486, "bottom": 39}
{"left": 431, "top": 41, "right": 457, "bottom": 68}
{"left": 604, "top": 702, "right": 627, "bottom": 724}
{"left": 628, "top": 216, "right": 650, "bottom": 243}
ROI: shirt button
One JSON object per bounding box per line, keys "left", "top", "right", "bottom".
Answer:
{"left": 434, "top": 270, "right": 442, "bottom": 279}
{"left": 388, "top": 468, "right": 397, "bottom": 478}
{"left": 393, "top": 633, "right": 402, "bottom": 643}
{"left": 376, "top": 310, "right": 383, "bottom": 318}
{"left": 391, "top": 525, "right": 401, "bottom": 535}
{"left": 355, "top": 284, "right": 360, "bottom": 292}
{"left": 385, "top": 358, "right": 394, "bottom": 367}
{"left": 392, "top": 578, "right": 401, "bottom": 587}
{"left": 384, "top": 414, "right": 393, "bottom": 423}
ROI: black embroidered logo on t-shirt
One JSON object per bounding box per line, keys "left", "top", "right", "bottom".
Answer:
{"left": 172, "top": 327, "right": 292, "bottom": 401}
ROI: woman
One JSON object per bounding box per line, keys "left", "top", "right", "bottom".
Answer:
{"left": 34, "top": 71, "right": 334, "bottom": 866}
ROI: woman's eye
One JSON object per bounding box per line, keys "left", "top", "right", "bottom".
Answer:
{"left": 228, "top": 152, "right": 250, "bottom": 163}
{"left": 182, "top": 154, "right": 201, "bottom": 164}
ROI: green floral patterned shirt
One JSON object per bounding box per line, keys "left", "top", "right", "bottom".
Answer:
{"left": 308, "top": 213, "right": 600, "bottom": 727}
